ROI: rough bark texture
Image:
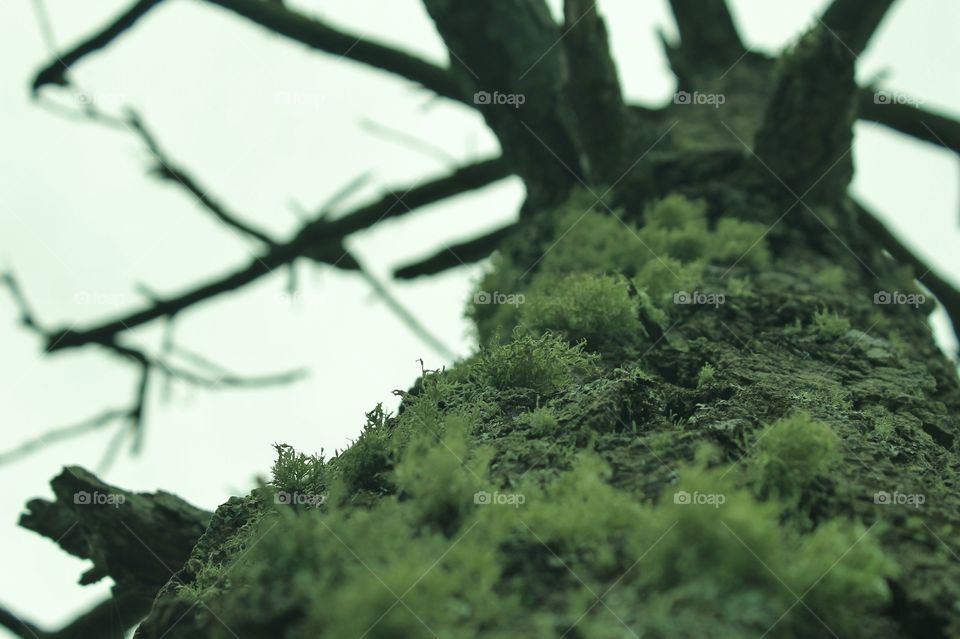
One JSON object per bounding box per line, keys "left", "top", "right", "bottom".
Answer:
{"left": 11, "top": 467, "right": 210, "bottom": 638}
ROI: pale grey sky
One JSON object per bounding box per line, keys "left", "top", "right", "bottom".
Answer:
{"left": 1, "top": 0, "right": 957, "bottom": 633}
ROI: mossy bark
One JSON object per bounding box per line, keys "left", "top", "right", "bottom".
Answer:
{"left": 135, "top": 14, "right": 959, "bottom": 636}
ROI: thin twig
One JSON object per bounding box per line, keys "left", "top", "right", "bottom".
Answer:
{"left": 31, "top": 0, "right": 164, "bottom": 93}
{"left": 352, "top": 256, "right": 457, "bottom": 361}
{"left": 0, "top": 409, "right": 130, "bottom": 467}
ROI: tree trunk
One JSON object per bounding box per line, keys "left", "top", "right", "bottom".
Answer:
{"left": 13, "top": 2, "right": 960, "bottom": 638}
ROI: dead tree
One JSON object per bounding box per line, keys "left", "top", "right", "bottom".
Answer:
{"left": 4, "top": 1, "right": 960, "bottom": 637}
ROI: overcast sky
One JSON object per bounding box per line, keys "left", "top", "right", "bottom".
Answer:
{"left": 1, "top": 0, "right": 957, "bottom": 633}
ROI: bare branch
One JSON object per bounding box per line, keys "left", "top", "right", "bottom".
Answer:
{"left": 394, "top": 223, "right": 517, "bottom": 279}
{"left": 36, "top": 157, "right": 509, "bottom": 353}
{"left": 0, "top": 604, "right": 44, "bottom": 639}
{"left": 302, "top": 172, "right": 374, "bottom": 219}
{"left": 752, "top": 2, "right": 898, "bottom": 200}
{"left": 204, "top": 0, "right": 463, "bottom": 101}
{"left": 3, "top": 270, "right": 152, "bottom": 461}
{"left": 31, "top": 0, "right": 164, "bottom": 93}
{"left": 360, "top": 118, "right": 458, "bottom": 166}
{"left": 153, "top": 357, "right": 307, "bottom": 390}
{"left": 31, "top": 0, "right": 463, "bottom": 103}
{"left": 666, "top": 0, "right": 745, "bottom": 78}
{"left": 1, "top": 271, "right": 44, "bottom": 335}
{"left": 820, "top": 0, "right": 897, "bottom": 57}
{"left": 422, "top": 0, "right": 582, "bottom": 204}
{"left": 0, "top": 408, "right": 129, "bottom": 466}
{"left": 858, "top": 89, "right": 960, "bottom": 154}
{"left": 1, "top": 590, "right": 150, "bottom": 639}
{"left": 125, "top": 111, "right": 278, "bottom": 246}
{"left": 853, "top": 197, "right": 960, "bottom": 346}
{"left": 561, "top": 0, "right": 627, "bottom": 184}
{"left": 353, "top": 258, "right": 456, "bottom": 361}
{"left": 299, "top": 157, "right": 510, "bottom": 240}
{"left": 2, "top": 270, "right": 309, "bottom": 466}
{"left": 753, "top": 29, "right": 856, "bottom": 199}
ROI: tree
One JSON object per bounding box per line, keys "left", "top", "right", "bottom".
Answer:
{"left": 3, "top": 0, "right": 960, "bottom": 637}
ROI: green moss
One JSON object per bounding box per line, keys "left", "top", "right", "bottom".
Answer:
{"left": 537, "top": 195, "right": 768, "bottom": 287}
{"left": 334, "top": 404, "right": 394, "bottom": 496}
{"left": 813, "top": 265, "right": 846, "bottom": 292}
{"left": 726, "top": 276, "right": 754, "bottom": 297}
{"left": 537, "top": 203, "right": 640, "bottom": 277}
{"left": 647, "top": 430, "right": 677, "bottom": 455}
{"left": 642, "top": 193, "right": 707, "bottom": 229}
{"left": 472, "top": 330, "right": 599, "bottom": 396}
{"left": 189, "top": 441, "right": 895, "bottom": 639}
{"left": 874, "top": 413, "right": 897, "bottom": 439}
{"left": 749, "top": 411, "right": 840, "bottom": 500}
{"left": 697, "top": 362, "right": 717, "bottom": 387}
{"left": 467, "top": 194, "right": 770, "bottom": 352}
{"left": 393, "top": 416, "right": 492, "bottom": 532}
{"left": 812, "top": 308, "right": 852, "bottom": 339}
{"left": 467, "top": 253, "right": 526, "bottom": 343}
{"left": 633, "top": 255, "right": 701, "bottom": 302}
{"left": 468, "top": 194, "right": 769, "bottom": 343}
{"left": 124, "top": 181, "right": 960, "bottom": 637}
{"left": 519, "top": 272, "right": 643, "bottom": 356}
{"left": 710, "top": 217, "right": 771, "bottom": 269}
{"left": 634, "top": 463, "right": 895, "bottom": 638}
{"left": 514, "top": 406, "right": 560, "bottom": 437}
{"left": 270, "top": 443, "right": 326, "bottom": 497}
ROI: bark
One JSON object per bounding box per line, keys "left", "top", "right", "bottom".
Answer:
{"left": 8, "top": 467, "right": 210, "bottom": 638}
